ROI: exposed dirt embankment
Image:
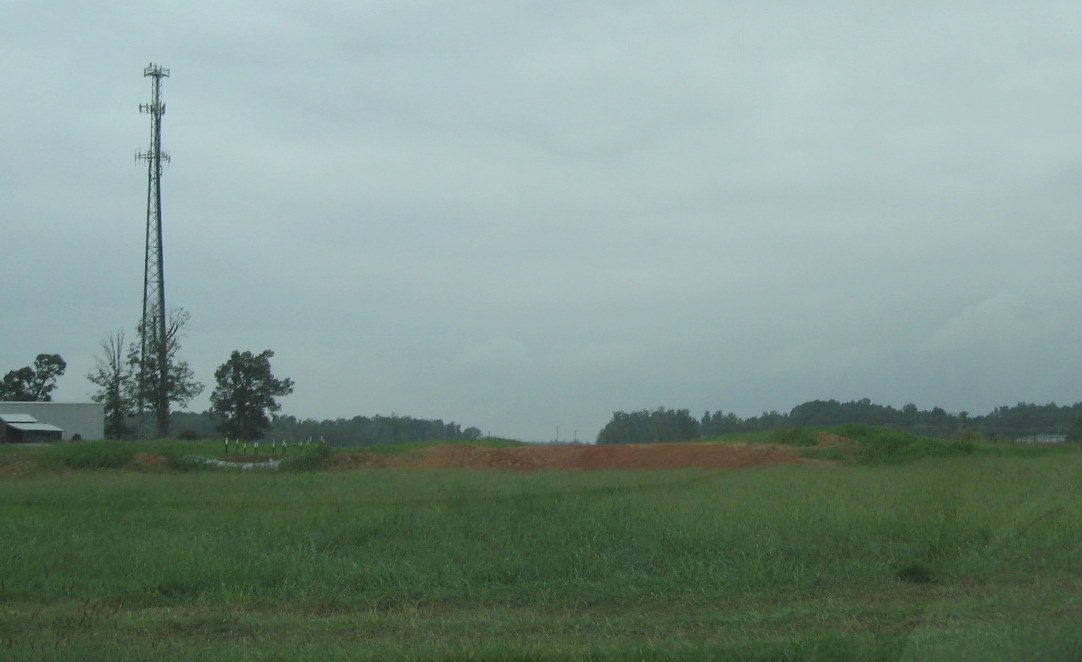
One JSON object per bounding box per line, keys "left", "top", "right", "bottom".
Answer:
{"left": 0, "top": 454, "right": 35, "bottom": 478}
{"left": 329, "top": 442, "right": 806, "bottom": 472}
{"left": 0, "top": 441, "right": 824, "bottom": 478}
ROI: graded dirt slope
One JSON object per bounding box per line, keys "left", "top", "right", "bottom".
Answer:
{"left": 329, "top": 442, "right": 805, "bottom": 471}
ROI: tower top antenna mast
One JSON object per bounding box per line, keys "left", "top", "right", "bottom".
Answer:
{"left": 136, "top": 62, "right": 171, "bottom": 437}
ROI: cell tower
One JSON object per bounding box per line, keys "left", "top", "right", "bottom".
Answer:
{"left": 136, "top": 63, "right": 171, "bottom": 437}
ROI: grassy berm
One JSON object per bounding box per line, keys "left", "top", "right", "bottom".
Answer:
{"left": 0, "top": 431, "right": 1080, "bottom": 661}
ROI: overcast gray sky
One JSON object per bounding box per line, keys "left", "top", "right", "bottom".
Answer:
{"left": 3, "top": 2, "right": 1082, "bottom": 441}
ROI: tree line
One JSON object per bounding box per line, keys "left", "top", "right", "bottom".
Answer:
{"left": 598, "top": 399, "right": 1082, "bottom": 444}
{"left": 83, "top": 313, "right": 295, "bottom": 441}
{"left": 0, "top": 354, "right": 67, "bottom": 402}
{"left": 4, "top": 308, "right": 295, "bottom": 442}
{"left": 169, "top": 411, "right": 483, "bottom": 447}
{"left": 4, "top": 308, "right": 482, "bottom": 446}
{"left": 8, "top": 323, "right": 1082, "bottom": 447}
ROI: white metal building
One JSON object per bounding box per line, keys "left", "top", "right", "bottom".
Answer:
{"left": 0, "top": 402, "right": 105, "bottom": 441}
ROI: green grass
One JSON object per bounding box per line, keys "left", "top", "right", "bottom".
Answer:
{"left": 1, "top": 445, "right": 1081, "bottom": 659}
{"left": 704, "top": 424, "right": 1073, "bottom": 467}
{"left": 34, "top": 439, "right": 138, "bottom": 469}
{"left": 767, "top": 426, "right": 820, "bottom": 446}
{"left": 2, "top": 436, "right": 527, "bottom": 459}
{"left": 278, "top": 441, "right": 334, "bottom": 471}
{"left": 10, "top": 427, "right": 1059, "bottom": 474}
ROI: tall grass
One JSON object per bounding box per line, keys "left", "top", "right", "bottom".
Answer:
{"left": 1, "top": 449, "right": 1079, "bottom": 659}
{"left": 714, "top": 424, "right": 1068, "bottom": 466}
{"left": 33, "top": 440, "right": 137, "bottom": 469}
{"left": 1, "top": 454, "right": 1079, "bottom": 608}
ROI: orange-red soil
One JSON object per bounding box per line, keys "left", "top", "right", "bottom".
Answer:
{"left": 0, "top": 442, "right": 817, "bottom": 478}
{"left": 329, "top": 442, "right": 806, "bottom": 472}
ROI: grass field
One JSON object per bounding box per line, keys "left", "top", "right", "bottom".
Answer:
{"left": 1, "top": 437, "right": 1080, "bottom": 660}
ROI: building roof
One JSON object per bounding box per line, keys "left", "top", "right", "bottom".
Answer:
{"left": 0, "top": 413, "right": 37, "bottom": 423}
{"left": 7, "top": 423, "right": 63, "bottom": 433}
{"left": 0, "top": 402, "right": 103, "bottom": 406}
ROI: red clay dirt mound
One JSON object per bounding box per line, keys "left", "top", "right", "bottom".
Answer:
{"left": 132, "top": 452, "right": 169, "bottom": 469}
{"left": 329, "top": 442, "right": 806, "bottom": 472}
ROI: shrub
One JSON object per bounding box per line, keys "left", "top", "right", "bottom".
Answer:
{"left": 40, "top": 440, "right": 136, "bottom": 470}
{"left": 769, "top": 427, "right": 818, "bottom": 446}
{"left": 279, "top": 443, "right": 333, "bottom": 472}
{"left": 833, "top": 425, "right": 976, "bottom": 464}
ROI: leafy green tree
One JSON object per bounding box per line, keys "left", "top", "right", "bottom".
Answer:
{"left": 268, "top": 413, "right": 482, "bottom": 446}
{"left": 1068, "top": 416, "right": 1082, "bottom": 443}
{"left": 0, "top": 353, "right": 67, "bottom": 401}
{"left": 0, "top": 367, "right": 34, "bottom": 401}
{"left": 127, "top": 308, "right": 203, "bottom": 437}
{"left": 597, "top": 407, "right": 700, "bottom": 444}
{"left": 211, "top": 350, "right": 295, "bottom": 441}
{"left": 87, "top": 332, "right": 136, "bottom": 438}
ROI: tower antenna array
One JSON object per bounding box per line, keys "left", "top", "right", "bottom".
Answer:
{"left": 136, "top": 63, "right": 171, "bottom": 437}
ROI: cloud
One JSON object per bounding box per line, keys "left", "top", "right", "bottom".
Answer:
{"left": 4, "top": 2, "right": 1082, "bottom": 440}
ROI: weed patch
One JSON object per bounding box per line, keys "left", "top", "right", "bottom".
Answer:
{"left": 824, "top": 425, "right": 977, "bottom": 464}
{"left": 37, "top": 440, "right": 136, "bottom": 470}
{"left": 895, "top": 562, "right": 938, "bottom": 584}
{"left": 768, "top": 426, "right": 819, "bottom": 446}
{"left": 279, "top": 442, "right": 332, "bottom": 471}
{"left": 2, "top": 444, "right": 1080, "bottom": 659}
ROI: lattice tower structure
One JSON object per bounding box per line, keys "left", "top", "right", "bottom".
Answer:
{"left": 137, "top": 63, "right": 171, "bottom": 437}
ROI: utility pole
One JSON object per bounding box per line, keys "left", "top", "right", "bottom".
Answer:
{"left": 136, "top": 63, "right": 170, "bottom": 437}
